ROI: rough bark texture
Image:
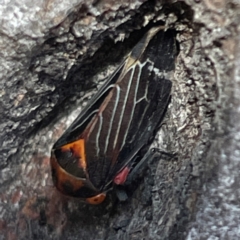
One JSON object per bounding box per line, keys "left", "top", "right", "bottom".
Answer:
{"left": 0, "top": 0, "right": 239, "bottom": 239}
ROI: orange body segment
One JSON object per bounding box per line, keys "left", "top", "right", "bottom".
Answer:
{"left": 61, "top": 139, "right": 87, "bottom": 170}
{"left": 50, "top": 153, "right": 85, "bottom": 194}
{"left": 86, "top": 193, "right": 106, "bottom": 205}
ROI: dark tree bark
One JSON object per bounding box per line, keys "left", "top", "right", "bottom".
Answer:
{"left": 0, "top": 0, "right": 239, "bottom": 239}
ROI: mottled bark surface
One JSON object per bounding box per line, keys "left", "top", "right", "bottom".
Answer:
{"left": 0, "top": 0, "right": 239, "bottom": 239}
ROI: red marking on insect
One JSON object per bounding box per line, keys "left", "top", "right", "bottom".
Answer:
{"left": 113, "top": 167, "right": 131, "bottom": 185}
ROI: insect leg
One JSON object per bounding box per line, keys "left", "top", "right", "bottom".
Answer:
{"left": 124, "top": 148, "right": 176, "bottom": 185}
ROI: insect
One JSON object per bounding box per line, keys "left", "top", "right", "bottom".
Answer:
{"left": 51, "top": 26, "right": 176, "bottom": 204}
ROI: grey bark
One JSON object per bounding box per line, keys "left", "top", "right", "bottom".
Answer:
{"left": 0, "top": 0, "right": 239, "bottom": 239}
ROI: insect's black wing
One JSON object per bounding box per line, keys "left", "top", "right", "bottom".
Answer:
{"left": 53, "top": 60, "right": 126, "bottom": 149}
{"left": 105, "top": 28, "right": 176, "bottom": 186}
{"left": 52, "top": 27, "right": 176, "bottom": 194}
